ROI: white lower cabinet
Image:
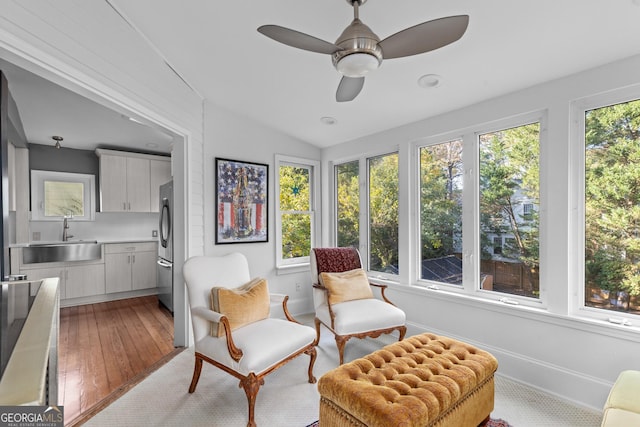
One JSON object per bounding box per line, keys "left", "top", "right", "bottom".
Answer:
{"left": 105, "top": 242, "right": 157, "bottom": 293}
{"left": 11, "top": 241, "right": 157, "bottom": 304}
{"left": 17, "top": 262, "right": 105, "bottom": 300}
{"left": 66, "top": 264, "right": 106, "bottom": 299}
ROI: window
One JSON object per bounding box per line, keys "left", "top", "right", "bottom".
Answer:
{"left": 419, "top": 140, "right": 463, "bottom": 285}
{"left": 493, "top": 237, "right": 503, "bottom": 255}
{"left": 479, "top": 122, "right": 540, "bottom": 298}
{"left": 583, "top": 98, "right": 640, "bottom": 315}
{"left": 275, "top": 155, "right": 319, "bottom": 267}
{"left": 334, "top": 152, "right": 399, "bottom": 277}
{"left": 523, "top": 203, "right": 534, "bottom": 220}
{"left": 368, "top": 153, "right": 399, "bottom": 275}
{"left": 336, "top": 160, "right": 359, "bottom": 249}
{"left": 30, "top": 170, "right": 95, "bottom": 221}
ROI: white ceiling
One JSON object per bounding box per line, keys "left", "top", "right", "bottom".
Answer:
{"left": 4, "top": 0, "right": 640, "bottom": 151}
{"left": 0, "top": 59, "right": 175, "bottom": 153}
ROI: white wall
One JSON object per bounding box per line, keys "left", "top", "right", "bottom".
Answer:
{"left": 28, "top": 213, "right": 159, "bottom": 243}
{"left": 203, "top": 103, "right": 321, "bottom": 315}
{"left": 321, "top": 53, "right": 640, "bottom": 411}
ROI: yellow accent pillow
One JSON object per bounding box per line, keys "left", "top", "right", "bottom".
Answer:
{"left": 210, "top": 277, "right": 270, "bottom": 337}
{"left": 319, "top": 268, "right": 373, "bottom": 305}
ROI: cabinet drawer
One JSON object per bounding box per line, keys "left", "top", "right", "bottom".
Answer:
{"left": 104, "top": 242, "right": 157, "bottom": 254}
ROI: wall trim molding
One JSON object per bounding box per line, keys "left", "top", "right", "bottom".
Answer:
{"left": 404, "top": 319, "right": 608, "bottom": 411}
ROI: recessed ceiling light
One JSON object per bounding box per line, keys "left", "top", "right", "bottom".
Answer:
{"left": 418, "top": 74, "right": 442, "bottom": 89}
{"left": 320, "top": 116, "right": 337, "bottom": 125}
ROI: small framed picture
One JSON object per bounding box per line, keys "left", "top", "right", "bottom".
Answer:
{"left": 215, "top": 158, "right": 268, "bottom": 244}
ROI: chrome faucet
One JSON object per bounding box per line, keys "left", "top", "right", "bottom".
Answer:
{"left": 62, "top": 216, "right": 74, "bottom": 241}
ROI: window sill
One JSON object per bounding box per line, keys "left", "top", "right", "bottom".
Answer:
{"left": 276, "top": 263, "right": 310, "bottom": 276}
{"left": 394, "top": 283, "right": 640, "bottom": 343}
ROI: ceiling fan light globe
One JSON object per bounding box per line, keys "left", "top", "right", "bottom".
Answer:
{"left": 336, "top": 53, "right": 380, "bottom": 77}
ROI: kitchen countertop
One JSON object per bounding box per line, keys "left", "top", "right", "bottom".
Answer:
{"left": 9, "top": 238, "right": 158, "bottom": 248}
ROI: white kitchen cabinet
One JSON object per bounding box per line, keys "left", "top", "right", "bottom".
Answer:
{"left": 16, "top": 266, "right": 65, "bottom": 298}
{"left": 105, "top": 242, "right": 157, "bottom": 293}
{"left": 126, "top": 156, "right": 151, "bottom": 212}
{"left": 150, "top": 159, "right": 171, "bottom": 213}
{"left": 98, "top": 153, "right": 128, "bottom": 212}
{"left": 131, "top": 250, "right": 157, "bottom": 290}
{"left": 16, "top": 262, "right": 105, "bottom": 300}
{"left": 96, "top": 149, "right": 169, "bottom": 213}
{"left": 65, "top": 264, "right": 106, "bottom": 299}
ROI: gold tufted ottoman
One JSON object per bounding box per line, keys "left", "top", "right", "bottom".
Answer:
{"left": 317, "top": 333, "right": 498, "bottom": 427}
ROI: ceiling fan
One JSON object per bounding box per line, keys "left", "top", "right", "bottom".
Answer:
{"left": 258, "top": 0, "right": 469, "bottom": 102}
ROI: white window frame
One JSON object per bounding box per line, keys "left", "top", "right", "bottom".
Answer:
{"left": 414, "top": 137, "right": 465, "bottom": 288}
{"left": 366, "top": 151, "right": 401, "bottom": 279}
{"left": 410, "top": 112, "right": 547, "bottom": 309}
{"left": 473, "top": 115, "right": 546, "bottom": 308}
{"left": 334, "top": 158, "right": 361, "bottom": 251}
{"left": 571, "top": 85, "right": 640, "bottom": 323}
{"left": 275, "top": 155, "right": 320, "bottom": 270}
{"left": 30, "top": 170, "right": 96, "bottom": 221}
{"left": 332, "top": 150, "right": 400, "bottom": 280}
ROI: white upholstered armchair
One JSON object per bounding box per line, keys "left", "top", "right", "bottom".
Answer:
{"left": 310, "top": 247, "right": 406, "bottom": 364}
{"left": 183, "top": 253, "right": 317, "bottom": 427}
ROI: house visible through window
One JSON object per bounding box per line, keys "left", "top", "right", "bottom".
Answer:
{"left": 479, "top": 122, "right": 540, "bottom": 299}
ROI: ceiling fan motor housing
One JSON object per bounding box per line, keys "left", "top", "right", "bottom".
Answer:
{"left": 332, "top": 18, "right": 383, "bottom": 77}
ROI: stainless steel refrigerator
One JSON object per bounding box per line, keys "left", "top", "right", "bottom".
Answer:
{"left": 157, "top": 180, "right": 174, "bottom": 313}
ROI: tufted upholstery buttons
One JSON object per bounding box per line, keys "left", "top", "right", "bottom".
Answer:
{"left": 318, "top": 333, "right": 498, "bottom": 427}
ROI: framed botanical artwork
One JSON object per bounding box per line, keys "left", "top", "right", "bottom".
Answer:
{"left": 215, "top": 158, "right": 269, "bottom": 244}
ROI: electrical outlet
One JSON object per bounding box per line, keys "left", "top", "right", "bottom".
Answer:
{"left": 295, "top": 283, "right": 301, "bottom": 292}
{"left": 32, "top": 232, "right": 41, "bottom": 241}
{"left": 152, "top": 230, "right": 158, "bottom": 237}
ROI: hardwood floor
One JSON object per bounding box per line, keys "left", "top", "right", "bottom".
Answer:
{"left": 59, "top": 296, "right": 179, "bottom": 426}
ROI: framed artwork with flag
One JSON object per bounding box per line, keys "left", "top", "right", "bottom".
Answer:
{"left": 215, "top": 158, "right": 269, "bottom": 244}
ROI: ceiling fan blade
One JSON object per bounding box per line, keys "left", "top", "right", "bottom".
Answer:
{"left": 379, "top": 15, "right": 469, "bottom": 60}
{"left": 336, "top": 76, "right": 365, "bottom": 102}
{"left": 257, "top": 25, "right": 342, "bottom": 55}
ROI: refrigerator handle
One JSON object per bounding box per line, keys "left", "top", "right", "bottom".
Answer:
{"left": 160, "top": 201, "right": 171, "bottom": 248}
{"left": 157, "top": 259, "right": 172, "bottom": 268}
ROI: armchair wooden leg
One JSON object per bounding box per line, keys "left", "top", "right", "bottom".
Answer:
{"left": 398, "top": 325, "right": 407, "bottom": 341}
{"left": 306, "top": 346, "right": 318, "bottom": 384}
{"left": 335, "top": 335, "right": 348, "bottom": 365}
{"left": 314, "top": 317, "right": 321, "bottom": 345}
{"left": 240, "top": 373, "right": 264, "bottom": 427}
{"left": 188, "top": 353, "right": 204, "bottom": 393}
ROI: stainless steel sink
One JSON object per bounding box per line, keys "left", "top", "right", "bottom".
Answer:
{"left": 22, "top": 241, "right": 101, "bottom": 264}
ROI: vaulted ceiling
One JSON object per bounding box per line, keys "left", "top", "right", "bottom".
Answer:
{"left": 4, "top": 1, "right": 640, "bottom": 151}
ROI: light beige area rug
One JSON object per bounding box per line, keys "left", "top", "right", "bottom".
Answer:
{"left": 85, "top": 329, "right": 601, "bottom": 427}
{"left": 85, "top": 329, "right": 389, "bottom": 427}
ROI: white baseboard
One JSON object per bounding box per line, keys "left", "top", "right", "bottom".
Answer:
{"left": 405, "top": 321, "right": 608, "bottom": 412}
{"left": 60, "top": 288, "right": 158, "bottom": 308}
